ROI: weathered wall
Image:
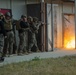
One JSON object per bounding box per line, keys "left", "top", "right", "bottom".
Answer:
{"left": 46, "top": 2, "right": 74, "bottom": 50}
{"left": 63, "top": 3, "right": 74, "bottom": 14}
{"left": 46, "top": 4, "right": 52, "bottom": 51}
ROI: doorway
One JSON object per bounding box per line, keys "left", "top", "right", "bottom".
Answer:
{"left": 63, "top": 14, "right": 75, "bottom": 49}
{"left": 27, "top": 3, "right": 43, "bottom": 51}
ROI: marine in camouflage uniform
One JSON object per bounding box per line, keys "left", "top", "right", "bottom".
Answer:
{"left": 28, "top": 17, "right": 41, "bottom": 52}
{"left": 3, "top": 12, "right": 14, "bottom": 56}
{"left": 18, "top": 15, "right": 29, "bottom": 55}
{"left": 0, "top": 13, "right": 6, "bottom": 62}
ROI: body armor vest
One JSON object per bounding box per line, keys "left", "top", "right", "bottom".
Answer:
{"left": 4, "top": 19, "right": 12, "bottom": 30}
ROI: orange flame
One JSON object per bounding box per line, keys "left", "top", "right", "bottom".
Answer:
{"left": 63, "top": 15, "right": 75, "bottom": 49}
{"left": 64, "top": 38, "right": 75, "bottom": 49}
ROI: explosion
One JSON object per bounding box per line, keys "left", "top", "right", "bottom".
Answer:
{"left": 64, "top": 38, "right": 75, "bottom": 49}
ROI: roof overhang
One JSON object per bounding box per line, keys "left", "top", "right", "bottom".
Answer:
{"left": 44, "top": 0, "right": 74, "bottom": 4}
{"left": 51, "top": 0, "right": 74, "bottom": 1}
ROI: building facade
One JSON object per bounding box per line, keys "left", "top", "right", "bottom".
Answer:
{"left": 0, "top": 0, "right": 75, "bottom": 51}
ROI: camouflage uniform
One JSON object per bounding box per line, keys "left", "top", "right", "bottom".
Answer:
{"left": 0, "top": 34, "right": 4, "bottom": 57}
{"left": 0, "top": 13, "right": 6, "bottom": 61}
{"left": 0, "top": 34, "right": 5, "bottom": 62}
{"left": 18, "top": 15, "right": 29, "bottom": 55}
{"left": 4, "top": 31, "right": 14, "bottom": 55}
{"left": 28, "top": 17, "right": 40, "bottom": 52}
{"left": 3, "top": 12, "right": 14, "bottom": 56}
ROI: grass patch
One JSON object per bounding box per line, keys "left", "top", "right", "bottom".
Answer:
{"left": 32, "top": 56, "right": 40, "bottom": 61}
{"left": 0, "top": 56, "right": 76, "bottom": 75}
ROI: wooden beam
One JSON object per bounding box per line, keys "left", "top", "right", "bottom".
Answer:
{"left": 41, "top": 0, "right": 46, "bottom": 51}
{"left": 51, "top": 0, "right": 54, "bottom": 51}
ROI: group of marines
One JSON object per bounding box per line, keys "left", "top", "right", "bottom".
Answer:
{"left": 0, "top": 12, "right": 43, "bottom": 62}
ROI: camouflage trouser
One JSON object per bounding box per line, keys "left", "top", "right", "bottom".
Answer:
{"left": 28, "top": 33, "right": 39, "bottom": 51}
{"left": 0, "top": 34, "right": 4, "bottom": 57}
{"left": 3, "top": 31, "right": 14, "bottom": 55}
{"left": 18, "top": 31, "right": 28, "bottom": 53}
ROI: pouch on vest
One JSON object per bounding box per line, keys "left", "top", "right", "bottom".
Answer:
{"left": 4, "top": 20, "right": 12, "bottom": 30}
{"left": 16, "top": 20, "right": 21, "bottom": 30}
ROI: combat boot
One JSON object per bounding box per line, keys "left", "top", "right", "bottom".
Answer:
{"left": 36, "top": 50, "right": 41, "bottom": 52}
{"left": 28, "top": 50, "right": 32, "bottom": 53}
{"left": 17, "top": 53, "right": 24, "bottom": 56}
{"left": 23, "top": 50, "right": 29, "bottom": 55}
{"left": 0, "top": 57, "right": 4, "bottom": 62}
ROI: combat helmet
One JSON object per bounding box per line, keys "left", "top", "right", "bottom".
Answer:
{"left": 5, "top": 12, "right": 11, "bottom": 17}
{"left": 21, "top": 15, "right": 27, "bottom": 18}
{"left": 0, "top": 13, "right": 3, "bottom": 17}
{"left": 33, "top": 17, "right": 38, "bottom": 22}
{"left": 27, "top": 16, "right": 33, "bottom": 22}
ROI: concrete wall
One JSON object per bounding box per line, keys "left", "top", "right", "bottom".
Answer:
{"left": 0, "top": 0, "right": 27, "bottom": 20}
{"left": 12, "top": 0, "right": 26, "bottom": 20}
{"left": 0, "top": 0, "right": 10, "bottom": 9}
